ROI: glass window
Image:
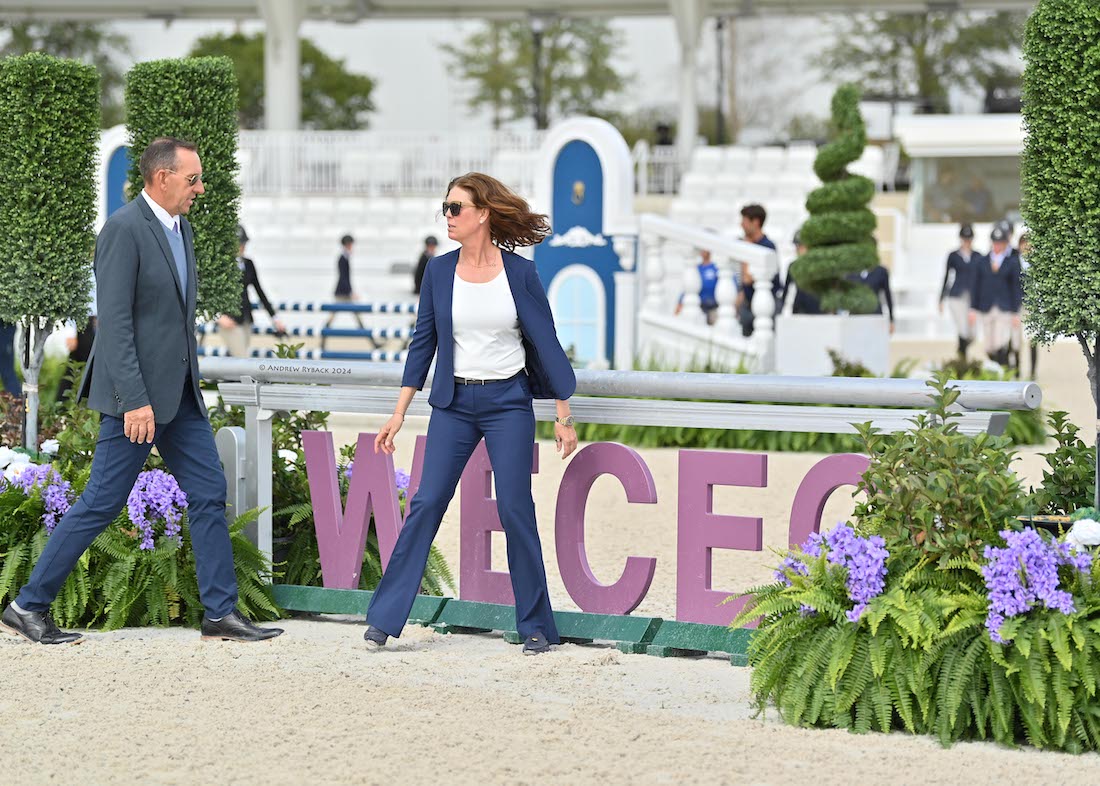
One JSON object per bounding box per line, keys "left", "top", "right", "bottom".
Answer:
{"left": 554, "top": 274, "right": 600, "bottom": 365}
{"left": 913, "top": 156, "right": 1021, "bottom": 225}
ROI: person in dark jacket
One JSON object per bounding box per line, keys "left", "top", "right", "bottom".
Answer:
{"left": 847, "top": 264, "right": 896, "bottom": 333}
{"left": 781, "top": 229, "right": 821, "bottom": 315}
{"left": 1013, "top": 232, "right": 1038, "bottom": 378}
{"left": 217, "top": 225, "right": 285, "bottom": 357}
{"left": 968, "top": 225, "right": 1021, "bottom": 366}
{"left": 326, "top": 234, "right": 366, "bottom": 334}
{"left": 413, "top": 235, "right": 438, "bottom": 295}
{"left": 365, "top": 172, "right": 577, "bottom": 656}
{"left": 735, "top": 204, "right": 782, "bottom": 336}
{"left": 0, "top": 321, "right": 21, "bottom": 397}
{"left": 939, "top": 224, "right": 978, "bottom": 358}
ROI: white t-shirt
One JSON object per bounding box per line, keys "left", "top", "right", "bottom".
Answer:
{"left": 451, "top": 268, "right": 526, "bottom": 379}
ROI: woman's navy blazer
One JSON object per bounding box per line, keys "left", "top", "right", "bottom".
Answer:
{"left": 401, "top": 248, "right": 577, "bottom": 408}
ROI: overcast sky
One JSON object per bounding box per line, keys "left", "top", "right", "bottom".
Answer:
{"left": 108, "top": 15, "right": 836, "bottom": 136}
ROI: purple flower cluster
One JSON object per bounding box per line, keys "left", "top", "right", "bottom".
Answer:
{"left": 982, "top": 528, "right": 1093, "bottom": 643}
{"left": 774, "top": 555, "right": 809, "bottom": 585}
{"left": 823, "top": 524, "right": 889, "bottom": 622}
{"left": 773, "top": 524, "right": 888, "bottom": 623}
{"left": 126, "top": 470, "right": 188, "bottom": 551}
{"left": 343, "top": 461, "right": 411, "bottom": 495}
{"left": 5, "top": 463, "right": 73, "bottom": 534}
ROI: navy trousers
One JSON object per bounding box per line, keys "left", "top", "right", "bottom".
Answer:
{"left": 17, "top": 384, "right": 239, "bottom": 618}
{"left": 366, "top": 374, "right": 560, "bottom": 643}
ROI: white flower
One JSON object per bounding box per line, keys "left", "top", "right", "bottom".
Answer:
{"left": 8, "top": 451, "right": 32, "bottom": 466}
{"left": 40, "top": 439, "right": 60, "bottom": 456}
{"left": 0, "top": 446, "right": 12, "bottom": 469}
{"left": 278, "top": 449, "right": 299, "bottom": 470}
{"left": 3, "top": 460, "right": 37, "bottom": 483}
{"left": 1066, "top": 518, "right": 1100, "bottom": 550}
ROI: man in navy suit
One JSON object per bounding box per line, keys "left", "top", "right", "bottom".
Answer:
{"left": 969, "top": 225, "right": 1022, "bottom": 366}
{"left": 1, "top": 138, "right": 283, "bottom": 645}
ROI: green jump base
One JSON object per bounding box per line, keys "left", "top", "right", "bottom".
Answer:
{"left": 271, "top": 584, "right": 447, "bottom": 625}
{"left": 270, "top": 585, "right": 752, "bottom": 661}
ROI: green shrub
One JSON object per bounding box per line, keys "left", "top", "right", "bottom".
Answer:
{"left": 788, "top": 84, "right": 879, "bottom": 314}
{"left": 125, "top": 57, "right": 241, "bottom": 318}
{"left": 1030, "top": 411, "right": 1096, "bottom": 516}
{"left": 0, "top": 53, "right": 99, "bottom": 449}
{"left": 735, "top": 375, "right": 1100, "bottom": 752}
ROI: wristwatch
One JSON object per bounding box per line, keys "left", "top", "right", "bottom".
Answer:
{"left": 555, "top": 415, "right": 576, "bottom": 427}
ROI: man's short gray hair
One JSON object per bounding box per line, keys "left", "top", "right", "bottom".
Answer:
{"left": 139, "top": 137, "right": 198, "bottom": 184}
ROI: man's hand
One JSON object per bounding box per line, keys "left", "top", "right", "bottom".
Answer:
{"left": 124, "top": 405, "right": 156, "bottom": 444}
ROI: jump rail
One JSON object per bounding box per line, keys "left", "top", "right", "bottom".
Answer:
{"left": 198, "top": 356, "right": 1040, "bottom": 660}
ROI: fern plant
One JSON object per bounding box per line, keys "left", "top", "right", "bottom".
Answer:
{"left": 736, "top": 373, "right": 1100, "bottom": 752}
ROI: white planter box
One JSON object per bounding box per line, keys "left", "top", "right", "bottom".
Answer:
{"left": 775, "top": 314, "right": 891, "bottom": 377}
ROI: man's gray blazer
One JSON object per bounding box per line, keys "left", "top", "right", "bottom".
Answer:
{"left": 78, "top": 196, "right": 205, "bottom": 424}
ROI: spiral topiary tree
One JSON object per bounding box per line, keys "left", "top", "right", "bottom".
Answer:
{"left": 0, "top": 53, "right": 99, "bottom": 451}
{"left": 1020, "top": 0, "right": 1100, "bottom": 506}
{"left": 125, "top": 57, "right": 241, "bottom": 318}
{"left": 789, "top": 84, "right": 880, "bottom": 314}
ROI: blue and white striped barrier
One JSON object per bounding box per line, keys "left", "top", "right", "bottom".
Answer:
{"left": 249, "top": 300, "right": 418, "bottom": 314}
{"left": 197, "top": 346, "right": 408, "bottom": 362}
{"left": 197, "top": 325, "right": 415, "bottom": 339}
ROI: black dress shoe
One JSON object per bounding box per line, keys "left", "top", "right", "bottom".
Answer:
{"left": 201, "top": 610, "right": 283, "bottom": 642}
{"left": 363, "top": 625, "right": 388, "bottom": 648}
{"left": 522, "top": 633, "right": 550, "bottom": 655}
{"left": 0, "top": 603, "right": 83, "bottom": 645}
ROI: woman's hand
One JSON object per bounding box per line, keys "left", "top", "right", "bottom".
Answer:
{"left": 375, "top": 413, "right": 404, "bottom": 454}
{"left": 554, "top": 421, "right": 578, "bottom": 459}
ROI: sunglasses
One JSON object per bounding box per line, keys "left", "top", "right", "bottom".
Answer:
{"left": 167, "top": 169, "right": 204, "bottom": 186}
{"left": 442, "top": 201, "right": 476, "bottom": 217}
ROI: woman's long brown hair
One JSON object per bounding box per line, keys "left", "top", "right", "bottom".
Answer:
{"left": 447, "top": 172, "right": 551, "bottom": 252}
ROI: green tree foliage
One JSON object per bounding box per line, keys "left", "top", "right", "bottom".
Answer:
{"left": 0, "top": 21, "right": 131, "bottom": 126}
{"left": 788, "top": 85, "right": 880, "bottom": 314}
{"left": 817, "top": 12, "right": 1027, "bottom": 113}
{"left": 188, "top": 32, "right": 376, "bottom": 129}
{"left": 0, "top": 53, "right": 99, "bottom": 450}
{"left": 442, "top": 19, "right": 628, "bottom": 130}
{"left": 1020, "top": 1, "right": 1100, "bottom": 430}
{"left": 125, "top": 57, "right": 241, "bottom": 318}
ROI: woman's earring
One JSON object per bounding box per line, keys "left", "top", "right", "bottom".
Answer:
{"left": 479, "top": 218, "right": 485, "bottom": 224}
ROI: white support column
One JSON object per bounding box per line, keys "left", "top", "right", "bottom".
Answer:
{"left": 259, "top": 0, "right": 304, "bottom": 131}
{"left": 613, "top": 235, "right": 638, "bottom": 370}
{"left": 670, "top": 0, "right": 706, "bottom": 163}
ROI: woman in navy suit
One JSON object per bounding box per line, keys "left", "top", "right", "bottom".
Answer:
{"left": 365, "top": 172, "right": 578, "bottom": 655}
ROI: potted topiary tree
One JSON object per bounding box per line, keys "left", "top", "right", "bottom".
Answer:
{"left": 0, "top": 53, "right": 99, "bottom": 452}
{"left": 125, "top": 56, "right": 242, "bottom": 318}
{"left": 777, "top": 84, "right": 889, "bottom": 376}
{"left": 1020, "top": 1, "right": 1100, "bottom": 506}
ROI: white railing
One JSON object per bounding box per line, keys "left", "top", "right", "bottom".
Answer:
{"left": 632, "top": 142, "right": 683, "bottom": 196}
{"left": 237, "top": 130, "right": 545, "bottom": 196}
{"left": 634, "top": 215, "right": 781, "bottom": 372}
{"left": 235, "top": 130, "right": 683, "bottom": 197}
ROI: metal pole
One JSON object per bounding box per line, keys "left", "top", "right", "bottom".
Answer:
{"left": 716, "top": 17, "right": 726, "bottom": 146}
{"left": 532, "top": 24, "right": 545, "bottom": 130}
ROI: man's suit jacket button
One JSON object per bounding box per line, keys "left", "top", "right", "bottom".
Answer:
{"left": 183, "top": 356, "right": 188, "bottom": 364}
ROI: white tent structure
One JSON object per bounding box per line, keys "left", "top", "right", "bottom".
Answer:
{"left": 3, "top": 0, "right": 1036, "bottom": 157}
